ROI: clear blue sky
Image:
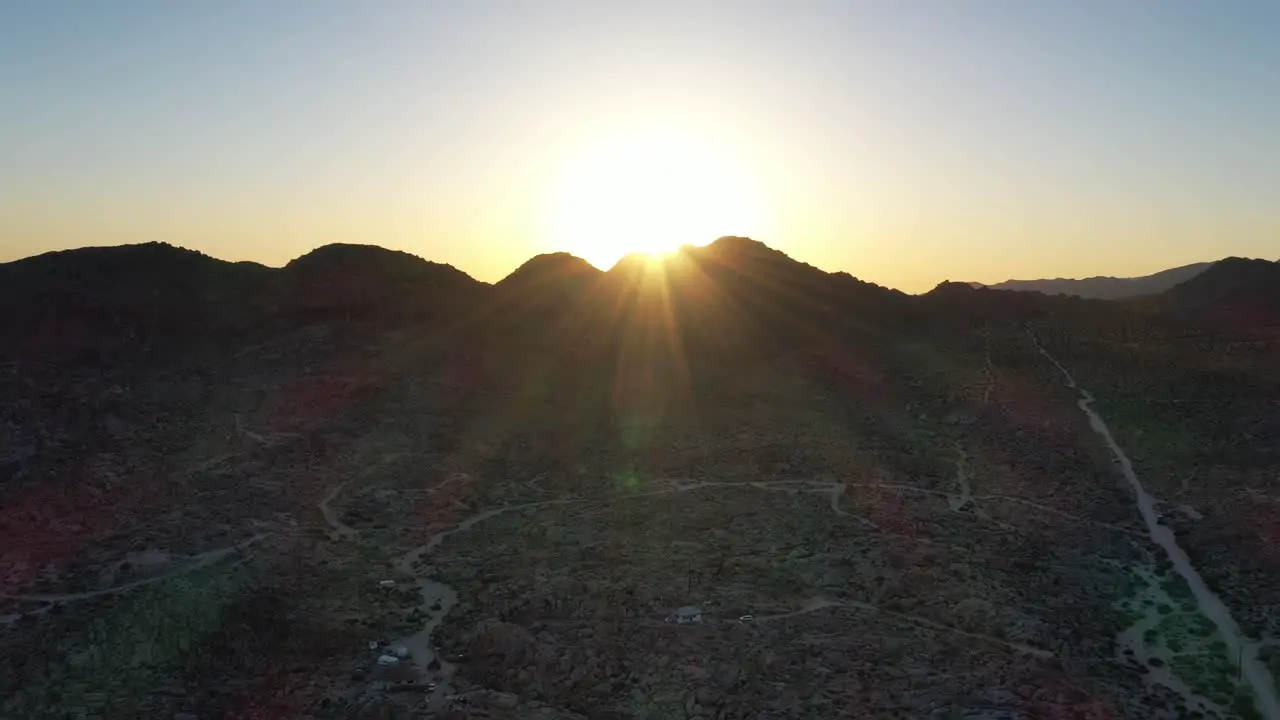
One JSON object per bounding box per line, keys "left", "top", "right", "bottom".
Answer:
{"left": 2, "top": 0, "right": 1277, "bottom": 290}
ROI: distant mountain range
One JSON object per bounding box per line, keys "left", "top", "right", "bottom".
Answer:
{"left": 1, "top": 240, "right": 1276, "bottom": 365}
{"left": 976, "top": 262, "right": 1216, "bottom": 300}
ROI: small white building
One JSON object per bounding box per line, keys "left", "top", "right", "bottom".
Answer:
{"left": 669, "top": 606, "right": 703, "bottom": 624}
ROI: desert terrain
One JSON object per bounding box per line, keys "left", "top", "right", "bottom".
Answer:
{"left": 2, "top": 241, "right": 1278, "bottom": 719}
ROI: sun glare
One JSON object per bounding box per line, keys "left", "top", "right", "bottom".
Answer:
{"left": 548, "top": 127, "right": 764, "bottom": 270}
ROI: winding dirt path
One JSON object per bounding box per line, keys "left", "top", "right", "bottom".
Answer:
{"left": 386, "top": 465, "right": 1177, "bottom": 708}
{"left": 848, "top": 599, "right": 1053, "bottom": 659}
{"left": 318, "top": 483, "right": 357, "bottom": 539}
{"left": 1, "top": 534, "right": 269, "bottom": 604}
{"left": 948, "top": 442, "right": 975, "bottom": 513}
{"left": 754, "top": 595, "right": 842, "bottom": 624}
{"left": 1029, "top": 325, "right": 1280, "bottom": 719}
{"left": 383, "top": 480, "right": 874, "bottom": 689}
{"left": 753, "top": 594, "right": 1053, "bottom": 659}
{"left": 970, "top": 494, "right": 1144, "bottom": 536}
{"left": 427, "top": 472, "right": 471, "bottom": 496}
{"left": 982, "top": 327, "right": 995, "bottom": 404}
{"left": 385, "top": 474, "right": 1060, "bottom": 689}
{"left": 820, "top": 483, "right": 878, "bottom": 528}
{"left": 316, "top": 451, "right": 413, "bottom": 540}
{"left": 389, "top": 497, "right": 588, "bottom": 709}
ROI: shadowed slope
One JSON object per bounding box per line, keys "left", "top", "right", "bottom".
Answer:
{"left": 1158, "top": 257, "right": 1280, "bottom": 331}
{"left": 0, "top": 243, "right": 272, "bottom": 361}
{"left": 281, "top": 243, "right": 485, "bottom": 323}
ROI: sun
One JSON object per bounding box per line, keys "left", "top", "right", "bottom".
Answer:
{"left": 547, "top": 127, "right": 764, "bottom": 270}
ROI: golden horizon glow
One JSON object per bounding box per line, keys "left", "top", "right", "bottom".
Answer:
{"left": 5, "top": 6, "right": 1276, "bottom": 292}
{"left": 545, "top": 125, "right": 767, "bottom": 271}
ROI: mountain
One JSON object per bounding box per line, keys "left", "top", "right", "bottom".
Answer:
{"left": 922, "top": 280, "right": 1064, "bottom": 325}
{"left": 280, "top": 243, "right": 485, "bottom": 323}
{"left": 485, "top": 252, "right": 607, "bottom": 353}
{"left": 980, "top": 261, "right": 1214, "bottom": 299}
{"left": 4, "top": 239, "right": 1280, "bottom": 719}
{"left": 284, "top": 243, "right": 483, "bottom": 303}
{"left": 0, "top": 242, "right": 273, "bottom": 361}
{"left": 0, "top": 242, "right": 491, "bottom": 363}
{"left": 1160, "top": 256, "right": 1280, "bottom": 329}
{"left": 498, "top": 252, "right": 600, "bottom": 288}
{"left": 492, "top": 251, "right": 602, "bottom": 313}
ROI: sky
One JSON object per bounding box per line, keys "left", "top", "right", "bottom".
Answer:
{"left": 2, "top": 0, "right": 1277, "bottom": 292}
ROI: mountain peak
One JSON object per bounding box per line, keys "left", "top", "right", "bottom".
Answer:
{"left": 927, "top": 280, "right": 983, "bottom": 295}
{"left": 705, "top": 235, "right": 769, "bottom": 254}
{"left": 497, "top": 252, "right": 599, "bottom": 288}
{"left": 3, "top": 241, "right": 219, "bottom": 272}
{"left": 284, "top": 244, "right": 478, "bottom": 290}
{"left": 1164, "top": 257, "right": 1278, "bottom": 307}
{"left": 608, "top": 252, "right": 656, "bottom": 271}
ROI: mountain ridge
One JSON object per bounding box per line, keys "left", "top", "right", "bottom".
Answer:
{"left": 976, "top": 261, "right": 1216, "bottom": 300}
{"left": 5, "top": 241, "right": 1253, "bottom": 302}
{"left": 3, "top": 241, "right": 1269, "bottom": 333}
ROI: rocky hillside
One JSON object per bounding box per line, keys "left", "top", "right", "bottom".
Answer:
{"left": 280, "top": 243, "right": 486, "bottom": 324}
{"left": 1159, "top": 257, "right": 1280, "bottom": 328}
{"left": 0, "top": 242, "right": 488, "bottom": 363}
{"left": 0, "top": 243, "right": 273, "bottom": 361}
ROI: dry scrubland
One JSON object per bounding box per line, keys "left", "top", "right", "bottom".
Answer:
{"left": 2, "top": 242, "right": 1279, "bottom": 719}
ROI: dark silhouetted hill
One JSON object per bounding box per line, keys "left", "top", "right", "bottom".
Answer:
{"left": 607, "top": 237, "right": 910, "bottom": 366}
{"left": 918, "top": 280, "right": 1075, "bottom": 330}
{"left": 497, "top": 252, "right": 600, "bottom": 291}
{"left": 980, "top": 262, "right": 1213, "bottom": 299}
{"left": 485, "top": 252, "right": 606, "bottom": 351}
{"left": 493, "top": 252, "right": 601, "bottom": 312}
{"left": 1159, "top": 257, "right": 1280, "bottom": 329}
{"left": 0, "top": 242, "right": 487, "bottom": 362}
{"left": 0, "top": 242, "right": 272, "bottom": 361}
{"left": 280, "top": 243, "right": 484, "bottom": 322}
{"left": 679, "top": 237, "right": 907, "bottom": 334}
{"left": 6, "top": 239, "right": 1271, "bottom": 372}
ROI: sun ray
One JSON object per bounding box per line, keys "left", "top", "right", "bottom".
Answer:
{"left": 546, "top": 126, "right": 764, "bottom": 269}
